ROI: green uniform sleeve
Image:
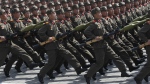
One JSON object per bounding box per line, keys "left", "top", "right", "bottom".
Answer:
{"left": 138, "top": 23, "right": 150, "bottom": 42}
{"left": 38, "top": 24, "right": 49, "bottom": 41}
{"left": 84, "top": 24, "right": 96, "bottom": 39}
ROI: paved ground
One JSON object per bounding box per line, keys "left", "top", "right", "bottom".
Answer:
{"left": 0, "top": 49, "right": 149, "bottom": 84}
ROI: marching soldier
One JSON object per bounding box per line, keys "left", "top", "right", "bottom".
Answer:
{"left": 134, "top": 11, "right": 150, "bottom": 84}
{"left": 0, "top": 9, "right": 38, "bottom": 77}
{"left": 5, "top": 8, "right": 44, "bottom": 73}
{"left": 71, "top": 4, "right": 95, "bottom": 63}
{"left": 84, "top": 1, "right": 94, "bottom": 22}
{"left": 39, "top": 5, "right": 49, "bottom": 21}
{"left": 113, "top": 3, "right": 143, "bottom": 65}
{"left": 84, "top": 7, "right": 131, "bottom": 84}
{"left": 37, "top": 8, "right": 87, "bottom": 83}
{"left": 56, "top": 8, "right": 90, "bottom": 69}
{"left": 101, "top": 5, "right": 139, "bottom": 72}
{"left": 79, "top": 2, "right": 89, "bottom": 23}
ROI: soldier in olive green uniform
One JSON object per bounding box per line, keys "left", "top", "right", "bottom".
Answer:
{"left": 56, "top": 8, "right": 90, "bottom": 69}
{"left": 79, "top": 2, "right": 88, "bottom": 24}
{"left": 0, "top": 9, "right": 38, "bottom": 77}
{"left": 39, "top": 5, "right": 49, "bottom": 21}
{"left": 70, "top": 4, "right": 95, "bottom": 63}
{"left": 84, "top": 7, "right": 131, "bottom": 84}
{"left": 5, "top": 8, "right": 44, "bottom": 73}
{"left": 134, "top": 14, "right": 150, "bottom": 84}
{"left": 84, "top": 1, "right": 94, "bottom": 22}
{"left": 112, "top": 3, "right": 143, "bottom": 65}
{"left": 37, "top": 8, "right": 87, "bottom": 84}
{"left": 101, "top": 5, "right": 139, "bottom": 71}
{"left": 122, "top": 1, "right": 145, "bottom": 59}
{"left": 30, "top": 5, "right": 46, "bottom": 61}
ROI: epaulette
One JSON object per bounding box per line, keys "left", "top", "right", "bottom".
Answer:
{"left": 44, "top": 21, "right": 49, "bottom": 24}
{"left": 0, "top": 23, "right": 4, "bottom": 29}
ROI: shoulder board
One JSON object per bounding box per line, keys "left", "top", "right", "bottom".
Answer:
{"left": 0, "top": 23, "right": 4, "bottom": 29}
{"left": 44, "top": 21, "right": 49, "bottom": 24}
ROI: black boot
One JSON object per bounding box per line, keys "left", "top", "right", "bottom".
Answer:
{"left": 84, "top": 74, "right": 91, "bottom": 84}
{"left": 15, "top": 66, "right": 22, "bottom": 73}
{"left": 76, "top": 67, "right": 87, "bottom": 75}
{"left": 55, "top": 69, "right": 63, "bottom": 74}
{"left": 121, "top": 72, "right": 132, "bottom": 77}
{"left": 82, "top": 64, "right": 91, "bottom": 68}
{"left": 99, "top": 68, "right": 105, "bottom": 75}
{"left": 134, "top": 77, "right": 142, "bottom": 84}
{"left": 108, "top": 60, "right": 113, "bottom": 65}
{"left": 134, "top": 59, "right": 144, "bottom": 66}
{"left": 47, "top": 73, "right": 55, "bottom": 79}
{"left": 64, "top": 61, "right": 69, "bottom": 69}
{"left": 37, "top": 73, "right": 44, "bottom": 84}
{"left": 29, "top": 62, "right": 39, "bottom": 70}
{"left": 39, "top": 62, "right": 45, "bottom": 68}
{"left": 4, "top": 68, "right": 10, "bottom": 77}
{"left": 92, "top": 73, "right": 96, "bottom": 80}
{"left": 144, "top": 75, "right": 149, "bottom": 82}
{"left": 128, "top": 65, "right": 140, "bottom": 72}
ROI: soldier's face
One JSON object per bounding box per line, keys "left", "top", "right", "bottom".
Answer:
{"left": 126, "top": 3, "right": 131, "bottom": 9}
{"left": 79, "top": 6, "right": 85, "bottom": 12}
{"left": 91, "top": 3, "right": 97, "bottom": 9}
{"left": 55, "top": 5, "right": 62, "bottom": 10}
{"left": 62, "top": 3, "right": 68, "bottom": 8}
{"left": 41, "top": 9, "right": 46, "bottom": 14}
{"left": 68, "top": 2, "right": 73, "bottom": 7}
{"left": 102, "top": 11, "right": 108, "bottom": 17}
{"left": 73, "top": 9, "right": 79, "bottom": 15}
{"left": 107, "top": 1, "right": 111, "bottom": 4}
{"left": 65, "top": 11, "right": 72, "bottom": 17}
{"left": 0, "top": 13, "right": 7, "bottom": 20}
{"left": 24, "top": 12, "right": 30, "bottom": 18}
{"left": 120, "top": 6, "right": 126, "bottom": 13}
{"left": 134, "top": 1, "right": 139, "bottom": 7}
{"left": 33, "top": 10, "right": 38, "bottom": 15}
{"left": 108, "top": 8, "right": 114, "bottom": 16}
{"left": 49, "top": 12, "right": 56, "bottom": 20}
{"left": 57, "top": 13, "right": 65, "bottom": 20}
{"left": 14, "top": 12, "right": 20, "bottom": 19}
{"left": 85, "top": 5, "right": 91, "bottom": 11}
{"left": 94, "top": 12, "right": 102, "bottom": 19}
{"left": 114, "top": 8, "right": 120, "bottom": 14}
{"left": 97, "top": 2, "right": 103, "bottom": 7}
{"left": 103, "top": 1, "right": 107, "bottom": 6}
{"left": 74, "top": 1, "right": 79, "bottom": 4}
{"left": 36, "top": 3, "right": 41, "bottom": 7}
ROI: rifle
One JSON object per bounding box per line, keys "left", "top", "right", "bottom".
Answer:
{"left": 78, "top": 18, "right": 150, "bottom": 47}
{"left": 0, "top": 21, "right": 46, "bottom": 43}
{"left": 32, "top": 21, "right": 94, "bottom": 49}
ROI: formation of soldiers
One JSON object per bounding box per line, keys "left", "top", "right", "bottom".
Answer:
{"left": 0, "top": 0, "right": 150, "bottom": 84}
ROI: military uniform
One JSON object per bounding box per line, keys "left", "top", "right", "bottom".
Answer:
{"left": 100, "top": 5, "right": 139, "bottom": 70}
{"left": 39, "top": 5, "right": 49, "bottom": 21}
{"left": 84, "top": 1, "right": 94, "bottom": 22}
{"left": 70, "top": 5, "right": 95, "bottom": 63}
{"left": 84, "top": 8, "right": 131, "bottom": 84}
{"left": 56, "top": 18, "right": 88, "bottom": 68}
{"left": 37, "top": 8, "right": 86, "bottom": 84}
{"left": 6, "top": 8, "right": 43, "bottom": 72}
{"left": 0, "top": 9, "right": 38, "bottom": 77}
{"left": 134, "top": 21, "right": 150, "bottom": 83}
